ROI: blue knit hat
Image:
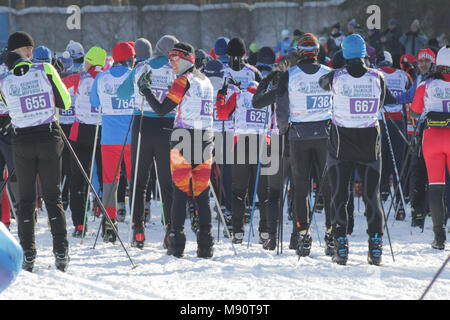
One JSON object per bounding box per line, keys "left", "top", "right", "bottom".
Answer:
{"left": 214, "top": 37, "right": 229, "bottom": 56}
{"left": 204, "top": 59, "right": 224, "bottom": 78}
{"left": 341, "top": 34, "right": 367, "bottom": 60}
{"left": 32, "top": 46, "right": 52, "bottom": 63}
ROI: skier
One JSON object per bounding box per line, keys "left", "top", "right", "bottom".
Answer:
{"left": 223, "top": 37, "right": 262, "bottom": 90}
{"left": 137, "top": 42, "right": 215, "bottom": 258}
{"left": 396, "top": 48, "right": 436, "bottom": 229}
{"left": 377, "top": 50, "right": 412, "bottom": 220}
{"left": 0, "top": 31, "right": 72, "bottom": 272}
{"left": 275, "top": 33, "right": 334, "bottom": 257}
{"left": 117, "top": 35, "right": 178, "bottom": 249}
{"left": 318, "top": 34, "right": 396, "bottom": 266}
{"left": 0, "top": 48, "right": 18, "bottom": 231}
{"left": 58, "top": 51, "right": 76, "bottom": 210}
{"left": 216, "top": 76, "right": 270, "bottom": 245}
{"left": 410, "top": 45, "right": 450, "bottom": 250}
{"left": 65, "top": 40, "right": 85, "bottom": 74}
{"left": 90, "top": 42, "right": 136, "bottom": 243}
{"left": 62, "top": 46, "right": 107, "bottom": 237}
{"left": 214, "top": 37, "right": 229, "bottom": 65}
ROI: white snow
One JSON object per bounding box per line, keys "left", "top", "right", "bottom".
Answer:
{"left": 0, "top": 195, "right": 449, "bottom": 300}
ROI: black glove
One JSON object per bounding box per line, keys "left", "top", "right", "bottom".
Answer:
{"left": 218, "top": 79, "right": 228, "bottom": 97}
{"left": 138, "top": 70, "right": 152, "bottom": 95}
{"left": 265, "top": 70, "right": 280, "bottom": 83}
{"left": 52, "top": 57, "right": 64, "bottom": 76}
{"left": 227, "top": 77, "right": 241, "bottom": 88}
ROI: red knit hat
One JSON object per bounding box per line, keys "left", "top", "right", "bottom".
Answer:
{"left": 112, "top": 42, "right": 135, "bottom": 62}
{"left": 417, "top": 48, "right": 436, "bottom": 63}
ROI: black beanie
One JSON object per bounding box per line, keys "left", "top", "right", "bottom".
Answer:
{"left": 8, "top": 31, "right": 34, "bottom": 51}
{"left": 257, "top": 47, "right": 276, "bottom": 65}
{"left": 227, "top": 38, "right": 246, "bottom": 57}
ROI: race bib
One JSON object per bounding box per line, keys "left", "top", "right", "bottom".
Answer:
{"left": 20, "top": 92, "right": 51, "bottom": 113}
{"left": 246, "top": 109, "right": 266, "bottom": 123}
{"left": 200, "top": 100, "right": 213, "bottom": 116}
{"left": 111, "top": 97, "right": 135, "bottom": 110}
{"left": 60, "top": 106, "right": 75, "bottom": 116}
{"left": 306, "top": 95, "right": 331, "bottom": 110}
{"left": 350, "top": 98, "right": 378, "bottom": 114}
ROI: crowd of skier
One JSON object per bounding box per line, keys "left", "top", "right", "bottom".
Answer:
{"left": 0, "top": 16, "right": 449, "bottom": 273}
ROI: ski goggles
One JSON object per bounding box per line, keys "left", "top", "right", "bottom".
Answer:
{"left": 169, "top": 48, "right": 195, "bottom": 64}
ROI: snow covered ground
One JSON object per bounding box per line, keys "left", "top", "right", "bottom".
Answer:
{"left": 1, "top": 196, "right": 449, "bottom": 301}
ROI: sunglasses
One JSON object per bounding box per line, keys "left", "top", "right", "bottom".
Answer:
{"left": 169, "top": 56, "right": 180, "bottom": 63}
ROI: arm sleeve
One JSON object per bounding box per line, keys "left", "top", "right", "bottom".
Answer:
{"left": 216, "top": 91, "right": 238, "bottom": 120}
{"left": 318, "top": 70, "right": 335, "bottom": 91}
{"left": 396, "top": 77, "right": 418, "bottom": 104}
{"left": 275, "top": 71, "right": 290, "bottom": 135}
{"left": 141, "top": 76, "right": 189, "bottom": 117}
{"left": 252, "top": 77, "right": 276, "bottom": 109}
{"left": 44, "top": 63, "right": 71, "bottom": 110}
{"left": 410, "top": 82, "right": 426, "bottom": 118}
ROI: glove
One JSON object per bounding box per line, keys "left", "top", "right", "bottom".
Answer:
{"left": 265, "top": 70, "right": 280, "bottom": 83}
{"left": 52, "top": 57, "right": 64, "bottom": 76}
{"left": 218, "top": 79, "right": 228, "bottom": 97}
{"left": 137, "top": 70, "right": 152, "bottom": 95}
{"left": 227, "top": 77, "right": 241, "bottom": 88}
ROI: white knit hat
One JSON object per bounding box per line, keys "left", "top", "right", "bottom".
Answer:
{"left": 436, "top": 45, "right": 450, "bottom": 68}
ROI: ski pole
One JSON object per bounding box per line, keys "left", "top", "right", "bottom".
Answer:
{"left": 81, "top": 107, "right": 102, "bottom": 244}
{"left": 92, "top": 114, "right": 134, "bottom": 249}
{"left": 128, "top": 74, "right": 147, "bottom": 244}
{"left": 209, "top": 180, "right": 237, "bottom": 255}
{"left": 153, "top": 158, "right": 166, "bottom": 227}
{"left": 420, "top": 254, "right": 450, "bottom": 300}
{"left": 56, "top": 121, "right": 137, "bottom": 269}
{"left": 308, "top": 193, "right": 323, "bottom": 247}
{"left": 380, "top": 200, "right": 396, "bottom": 263}
{"left": 381, "top": 113, "right": 408, "bottom": 226}
{"left": 247, "top": 106, "right": 270, "bottom": 248}
{"left": 0, "top": 167, "right": 13, "bottom": 197}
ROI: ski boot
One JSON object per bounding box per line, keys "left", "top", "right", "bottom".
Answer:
{"left": 411, "top": 210, "right": 425, "bottom": 230}
{"left": 232, "top": 232, "right": 244, "bottom": 244}
{"left": 332, "top": 236, "right": 349, "bottom": 265}
{"left": 259, "top": 232, "right": 269, "bottom": 245}
{"left": 22, "top": 250, "right": 36, "bottom": 272}
{"left": 102, "top": 217, "right": 118, "bottom": 244}
{"left": 431, "top": 227, "right": 446, "bottom": 250}
{"left": 289, "top": 232, "right": 299, "bottom": 250}
{"left": 324, "top": 230, "right": 335, "bottom": 256}
{"left": 167, "top": 228, "right": 186, "bottom": 258}
{"left": 54, "top": 249, "right": 70, "bottom": 272}
{"left": 296, "top": 232, "right": 312, "bottom": 257}
{"left": 197, "top": 225, "right": 214, "bottom": 258}
{"left": 72, "top": 224, "right": 87, "bottom": 238}
{"left": 367, "top": 233, "right": 383, "bottom": 266}
{"left": 262, "top": 233, "right": 277, "bottom": 251}
{"left": 117, "top": 202, "right": 126, "bottom": 223}
{"left": 315, "top": 195, "right": 324, "bottom": 213}
{"left": 131, "top": 223, "right": 145, "bottom": 250}
{"left": 395, "top": 205, "right": 406, "bottom": 221}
